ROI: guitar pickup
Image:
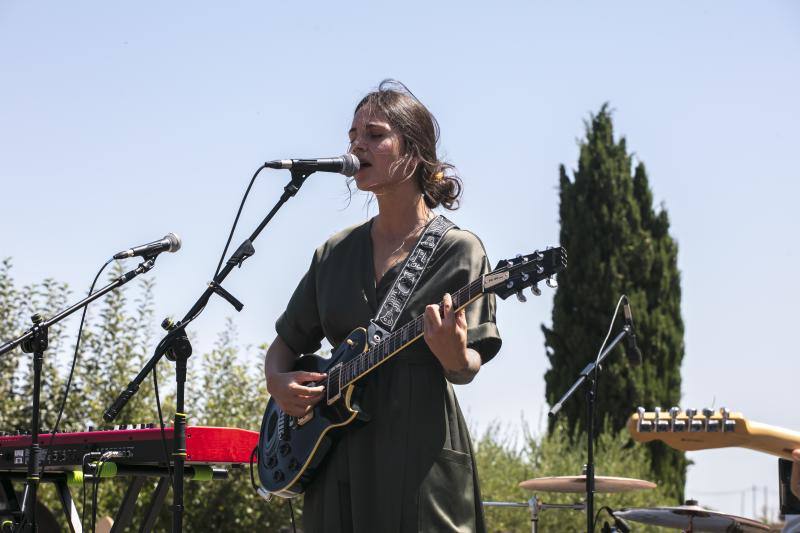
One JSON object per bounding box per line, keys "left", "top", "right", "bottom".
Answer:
{"left": 327, "top": 364, "right": 342, "bottom": 405}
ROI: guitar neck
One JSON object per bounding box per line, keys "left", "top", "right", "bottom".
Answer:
{"left": 340, "top": 277, "right": 485, "bottom": 386}
{"left": 738, "top": 420, "right": 800, "bottom": 459}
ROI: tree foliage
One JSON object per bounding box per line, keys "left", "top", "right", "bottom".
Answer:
{"left": 0, "top": 260, "right": 297, "bottom": 531}
{"left": 542, "top": 105, "right": 687, "bottom": 501}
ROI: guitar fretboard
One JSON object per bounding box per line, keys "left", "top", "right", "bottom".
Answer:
{"left": 338, "top": 277, "right": 485, "bottom": 386}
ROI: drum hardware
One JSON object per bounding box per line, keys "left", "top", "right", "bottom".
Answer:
{"left": 483, "top": 495, "right": 585, "bottom": 533}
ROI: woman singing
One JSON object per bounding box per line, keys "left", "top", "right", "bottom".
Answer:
{"left": 264, "top": 80, "right": 501, "bottom": 532}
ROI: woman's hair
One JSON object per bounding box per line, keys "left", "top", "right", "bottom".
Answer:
{"left": 354, "top": 80, "right": 462, "bottom": 210}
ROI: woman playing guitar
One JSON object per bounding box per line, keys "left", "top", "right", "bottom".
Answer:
{"left": 263, "top": 80, "right": 502, "bottom": 532}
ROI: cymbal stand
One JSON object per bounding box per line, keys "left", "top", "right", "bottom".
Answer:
{"left": 484, "top": 496, "right": 585, "bottom": 533}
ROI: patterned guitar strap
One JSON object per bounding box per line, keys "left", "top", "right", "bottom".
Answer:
{"left": 367, "top": 215, "right": 456, "bottom": 347}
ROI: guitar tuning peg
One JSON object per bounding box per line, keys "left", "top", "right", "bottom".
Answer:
{"left": 546, "top": 275, "right": 558, "bottom": 289}
{"left": 530, "top": 283, "right": 542, "bottom": 297}
{"left": 515, "top": 290, "right": 527, "bottom": 303}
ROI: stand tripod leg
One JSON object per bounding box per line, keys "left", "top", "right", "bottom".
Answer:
{"left": 139, "top": 478, "right": 169, "bottom": 533}
{"left": 53, "top": 478, "right": 81, "bottom": 533}
{"left": 0, "top": 478, "right": 20, "bottom": 531}
{"left": 112, "top": 477, "right": 146, "bottom": 532}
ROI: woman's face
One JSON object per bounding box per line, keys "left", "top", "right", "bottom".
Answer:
{"left": 348, "top": 107, "right": 409, "bottom": 193}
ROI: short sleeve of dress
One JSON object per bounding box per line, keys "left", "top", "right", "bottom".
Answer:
{"left": 461, "top": 235, "right": 502, "bottom": 364}
{"left": 426, "top": 228, "right": 502, "bottom": 365}
{"left": 275, "top": 248, "right": 325, "bottom": 355}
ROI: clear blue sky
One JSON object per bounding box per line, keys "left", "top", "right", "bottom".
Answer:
{"left": 2, "top": 0, "right": 798, "bottom": 521}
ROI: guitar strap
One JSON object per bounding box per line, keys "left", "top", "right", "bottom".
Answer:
{"left": 367, "top": 214, "right": 456, "bottom": 347}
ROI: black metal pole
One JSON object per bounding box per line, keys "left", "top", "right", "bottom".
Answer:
{"left": 585, "top": 373, "right": 595, "bottom": 533}
{"left": 548, "top": 327, "right": 631, "bottom": 533}
{"left": 18, "top": 319, "right": 46, "bottom": 533}
{"left": 103, "top": 168, "right": 314, "bottom": 533}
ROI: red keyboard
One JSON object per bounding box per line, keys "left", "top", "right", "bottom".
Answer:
{"left": 0, "top": 426, "right": 259, "bottom": 470}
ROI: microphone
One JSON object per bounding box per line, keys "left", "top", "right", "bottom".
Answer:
{"left": 113, "top": 233, "right": 181, "bottom": 260}
{"left": 264, "top": 154, "right": 360, "bottom": 177}
{"left": 621, "top": 295, "right": 643, "bottom": 366}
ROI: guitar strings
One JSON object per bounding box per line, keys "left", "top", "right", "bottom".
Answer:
{"left": 340, "top": 278, "right": 482, "bottom": 386}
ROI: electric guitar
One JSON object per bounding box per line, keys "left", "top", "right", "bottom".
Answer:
{"left": 257, "top": 247, "right": 567, "bottom": 498}
{"left": 627, "top": 407, "right": 800, "bottom": 460}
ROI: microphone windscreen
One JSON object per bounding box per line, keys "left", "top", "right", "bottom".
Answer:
{"left": 165, "top": 232, "right": 182, "bottom": 253}
{"left": 340, "top": 154, "right": 360, "bottom": 177}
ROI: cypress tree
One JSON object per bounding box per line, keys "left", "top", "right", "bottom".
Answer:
{"left": 542, "top": 104, "right": 687, "bottom": 501}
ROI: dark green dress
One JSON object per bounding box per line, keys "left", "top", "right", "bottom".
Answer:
{"left": 275, "top": 218, "right": 502, "bottom": 533}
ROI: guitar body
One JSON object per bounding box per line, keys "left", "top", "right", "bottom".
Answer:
{"left": 258, "top": 327, "right": 368, "bottom": 498}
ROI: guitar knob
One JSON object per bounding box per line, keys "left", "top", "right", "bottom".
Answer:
{"left": 516, "top": 291, "right": 527, "bottom": 303}
{"left": 636, "top": 406, "right": 651, "bottom": 433}
{"left": 530, "top": 284, "right": 542, "bottom": 297}
{"left": 279, "top": 442, "right": 292, "bottom": 457}
{"left": 546, "top": 275, "right": 558, "bottom": 289}
{"left": 266, "top": 455, "right": 278, "bottom": 468}
{"left": 273, "top": 470, "right": 285, "bottom": 482}
{"left": 720, "top": 407, "right": 736, "bottom": 432}
{"left": 288, "top": 458, "right": 301, "bottom": 471}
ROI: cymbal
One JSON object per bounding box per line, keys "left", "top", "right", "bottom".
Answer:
{"left": 616, "top": 502, "right": 769, "bottom": 532}
{"left": 518, "top": 475, "right": 656, "bottom": 493}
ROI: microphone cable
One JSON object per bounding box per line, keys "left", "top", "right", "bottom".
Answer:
{"left": 152, "top": 363, "right": 175, "bottom": 490}
{"left": 213, "top": 164, "right": 268, "bottom": 279}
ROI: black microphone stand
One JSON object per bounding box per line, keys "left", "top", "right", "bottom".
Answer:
{"left": 104, "top": 167, "right": 314, "bottom": 533}
{"left": 0, "top": 257, "right": 157, "bottom": 533}
{"left": 548, "top": 324, "right": 634, "bottom": 533}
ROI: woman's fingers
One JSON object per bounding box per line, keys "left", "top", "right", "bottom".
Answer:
{"left": 295, "top": 371, "right": 326, "bottom": 383}
{"left": 425, "top": 303, "right": 443, "bottom": 331}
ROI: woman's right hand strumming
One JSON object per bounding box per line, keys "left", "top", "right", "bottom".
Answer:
{"left": 264, "top": 336, "right": 326, "bottom": 418}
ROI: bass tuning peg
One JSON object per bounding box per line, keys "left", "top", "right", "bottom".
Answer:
{"left": 530, "top": 283, "right": 542, "bottom": 297}
{"left": 516, "top": 290, "right": 527, "bottom": 303}
{"left": 546, "top": 275, "right": 558, "bottom": 288}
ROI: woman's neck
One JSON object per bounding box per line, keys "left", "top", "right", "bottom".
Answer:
{"left": 372, "top": 189, "right": 432, "bottom": 240}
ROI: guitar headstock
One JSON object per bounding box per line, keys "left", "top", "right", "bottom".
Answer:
{"left": 485, "top": 247, "right": 567, "bottom": 301}
{"left": 627, "top": 406, "right": 749, "bottom": 451}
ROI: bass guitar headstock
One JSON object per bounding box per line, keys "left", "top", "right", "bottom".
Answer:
{"left": 485, "top": 247, "right": 567, "bottom": 301}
